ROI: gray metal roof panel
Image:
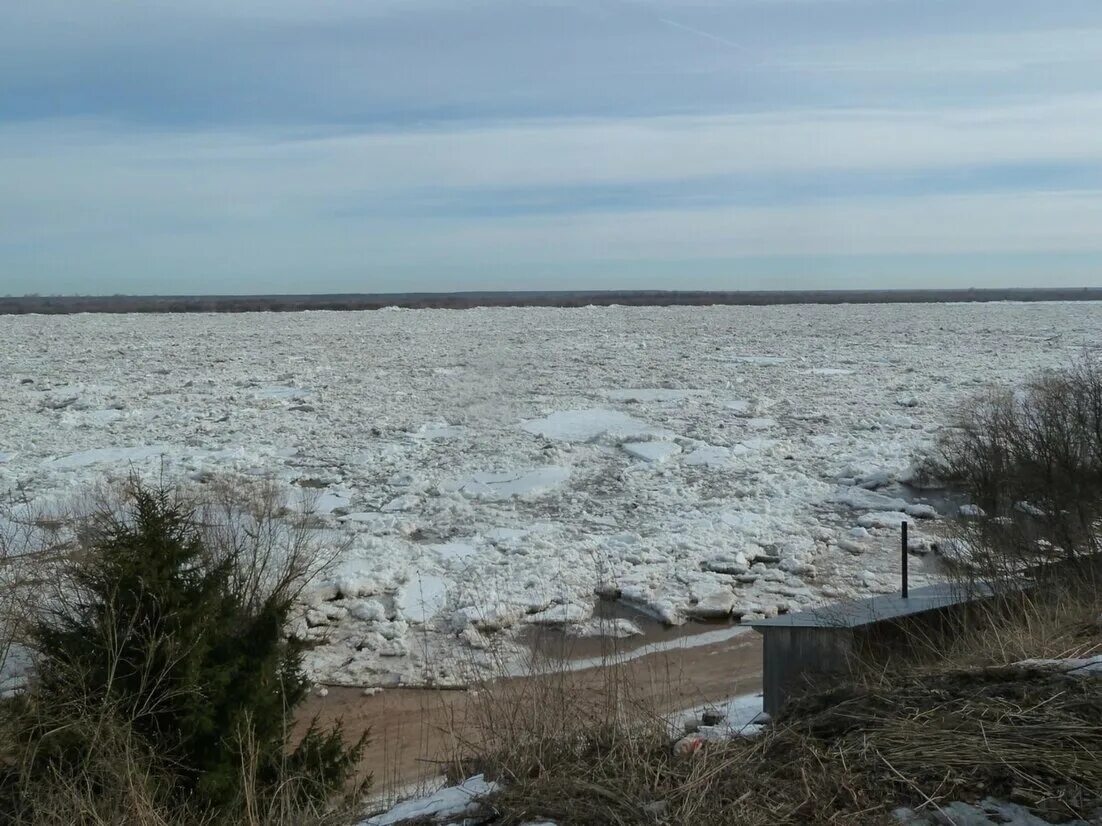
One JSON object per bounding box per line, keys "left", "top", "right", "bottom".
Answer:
{"left": 742, "top": 582, "right": 995, "bottom": 629}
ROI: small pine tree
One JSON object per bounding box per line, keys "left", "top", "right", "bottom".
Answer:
{"left": 18, "top": 481, "right": 363, "bottom": 813}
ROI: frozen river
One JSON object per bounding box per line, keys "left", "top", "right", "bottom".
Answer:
{"left": 1, "top": 303, "right": 1098, "bottom": 687}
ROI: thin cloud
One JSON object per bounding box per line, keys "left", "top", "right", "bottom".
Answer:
{"left": 2, "top": 0, "right": 1102, "bottom": 292}
{"left": 657, "top": 18, "right": 749, "bottom": 51}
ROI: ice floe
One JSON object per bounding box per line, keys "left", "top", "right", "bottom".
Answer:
{"left": 46, "top": 445, "right": 172, "bottom": 469}
{"left": 397, "top": 573, "right": 451, "bottom": 624}
{"left": 622, "top": 441, "right": 681, "bottom": 463}
{"left": 3, "top": 303, "right": 1097, "bottom": 688}
{"left": 683, "top": 445, "right": 732, "bottom": 467}
{"left": 451, "top": 466, "right": 571, "bottom": 499}
{"left": 521, "top": 408, "right": 668, "bottom": 443}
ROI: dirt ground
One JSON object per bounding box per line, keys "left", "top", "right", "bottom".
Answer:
{"left": 295, "top": 627, "right": 763, "bottom": 795}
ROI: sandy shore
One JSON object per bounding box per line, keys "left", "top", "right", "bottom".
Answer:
{"left": 296, "top": 625, "right": 763, "bottom": 794}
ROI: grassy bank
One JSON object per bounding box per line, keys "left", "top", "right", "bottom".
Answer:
{"left": 443, "top": 580, "right": 1102, "bottom": 825}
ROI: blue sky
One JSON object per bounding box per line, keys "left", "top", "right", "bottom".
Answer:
{"left": 2, "top": 0, "right": 1102, "bottom": 295}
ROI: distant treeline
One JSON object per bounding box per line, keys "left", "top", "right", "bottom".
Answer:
{"left": 3, "top": 287, "right": 1102, "bottom": 315}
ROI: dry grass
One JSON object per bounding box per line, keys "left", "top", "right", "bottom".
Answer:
{"left": 437, "top": 580, "right": 1102, "bottom": 826}
{"left": 0, "top": 718, "right": 357, "bottom": 826}
{"left": 942, "top": 583, "right": 1102, "bottom": 667}
{"left": 461, "top": 665, "right": 1101, "bottom": 826}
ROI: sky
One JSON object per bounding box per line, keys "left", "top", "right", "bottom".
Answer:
{"left": 2, "top": 0, "right": 1102, "bottom": 295}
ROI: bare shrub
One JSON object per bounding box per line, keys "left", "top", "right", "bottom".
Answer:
{"left": 191, "top": 477, "right": 345, "bottom": 613}
{"left": 931, "top": 357, "right": 1102, "bottom": 578}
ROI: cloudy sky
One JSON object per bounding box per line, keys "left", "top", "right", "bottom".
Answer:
{"left": 3, "top": 0, "right": 1102, "bottom": 295}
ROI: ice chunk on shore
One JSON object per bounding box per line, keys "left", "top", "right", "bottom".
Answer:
{"left": 687, "top": 589, "right": 737, "bottom": 619}
{"left": 524, "top": 603, "right": 591, "bottom": 625}
{"left": 832, "top": 486, "right": 908, "bottom": 512}
{"left": 569, "top": 618, "right": 643, "bottom": 639}
{"left": 857, "top": 511, "right": 911, "bottom": 529}
{"left": 904, "top": 503, "right": 938, "bottom": 519}
{"left": 397, "top": 574, "right": 450, "bottom": 624}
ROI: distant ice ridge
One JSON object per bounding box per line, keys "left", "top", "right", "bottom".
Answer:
{"left": 3, "top": 302, "right": 1099, "bottom": 688}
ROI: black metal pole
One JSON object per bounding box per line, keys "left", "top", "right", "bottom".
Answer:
{"left": 901, "top": 520, "right": 909, "bottom": 599}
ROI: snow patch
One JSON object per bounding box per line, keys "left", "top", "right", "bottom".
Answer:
{"left": 361, "top": 774, "right": 499, "bottom": 825}
{"left": 895, "top": 798, "right": 1094, "bottom": 826}
{"left": 1015, "top": 655, "right": 1102, "bottom": 677}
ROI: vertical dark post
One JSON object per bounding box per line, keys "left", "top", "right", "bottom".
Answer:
{"left": 901, "top": 520, "right": 909, "bottom": 599}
